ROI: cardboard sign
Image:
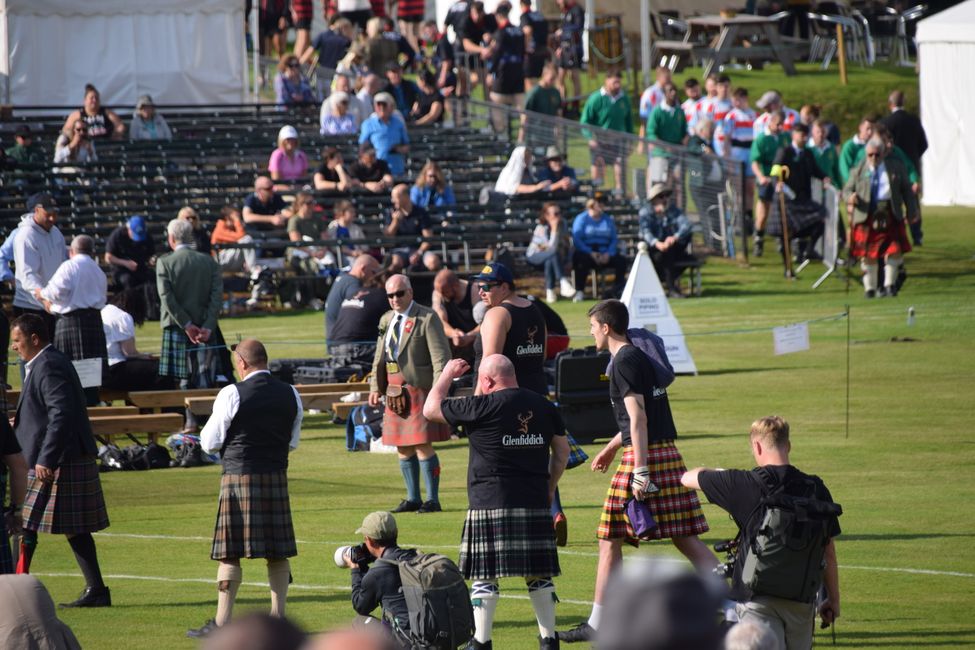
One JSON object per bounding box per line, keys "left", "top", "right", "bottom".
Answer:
{"left": 72, "top": 358, "right": 103, "bottom": 388}
{"left": 773, "top": 322, "right": 810, "bottom": 356}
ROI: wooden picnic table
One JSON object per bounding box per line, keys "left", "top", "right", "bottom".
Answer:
{"left": 684, "top": 14, "right": 798, "bottom": 78}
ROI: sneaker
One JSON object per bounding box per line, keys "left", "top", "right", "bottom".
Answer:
{"left": 416, "top": 500, "right": 442, "bottom": 513}
{"left": 557, "top": 622, "right": 595, "bottom": 643}
{"left": 546, "top": 289, "right": 557, "bottom": 304}
{"left": 572, "top": 291, "right": 584, "bottom": 303}
{"left": 392, "top": 499, "right": 422, "bottom": 513}
{"left": 59, "top": 585, "right": 111, "bottom": 608}
{"left": 553, "top": 512, "right": 568, "bottom": 547}
{"left": 186, "top": 619, "right": 218, "bottom": 639}
{"left": 560, "top": 278, "right": 576, "bottom": 298}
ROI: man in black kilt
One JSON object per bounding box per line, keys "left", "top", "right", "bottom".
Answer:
{"left": 10, "top": 313, "right": 111, "bottom": 607}
{"left": 424, "top": 354, "right": 569, "bottom": 650}
{"left": 187, "top": 339, "right": 303, "bottom": 638}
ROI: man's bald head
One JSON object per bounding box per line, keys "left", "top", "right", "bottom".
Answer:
{"left": 233, "top": 338, "right": 268, "bottom": 369}
{"left": 385, "top": 273, "right": 411, "bottom": 292}
{"left": 434, "top": 269, "right": 459, "bottom": 296}
{"left": 478, "top": 354, "right": 518, "bottom": 394}
{"left": 351, "top": 254, "right": 379, "bottom": 279}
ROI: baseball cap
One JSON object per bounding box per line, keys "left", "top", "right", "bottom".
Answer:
{"left": 544, "top": 146, "right": 563, "bottom": 161}
{"left": 136, "top": 94, "right": 155, "bottom": 110}
{"left": 278, "top": 125, "right": 299, "bottom": 141}
{"left": 471, "top": 261, "right": 515, "bottom": 288}
{"left": 373, "top": 92, "right": 395, "bottom": 106}
{"left": 755, "top": 90, "right": 781, "bottom": 110}
{"left": 27, "top": 192, "right": 57, "bottom": 211}
{"left": 127, "top": 215, "right": 148, "bottom": 242}
{"left": 355, "top": 511, "right": 397, "bottom": 539}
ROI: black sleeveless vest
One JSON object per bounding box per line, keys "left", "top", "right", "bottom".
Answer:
{"left": 221, "top": 372, "right": 299, "bottom": 474}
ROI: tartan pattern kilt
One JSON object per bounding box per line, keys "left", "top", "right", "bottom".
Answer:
{"left": 211, "top": 471, "right": 297, "bottom": 561}
{"left": 22, "top": 458, "right": 110, "bottom": 535}
{"left": 460, "top": 508, "right": 560, "bottom": 580}
{"left": 851, "top": 209, "right": 912, "bottom": 261}
{"left": 159, "top": 326, "right": 190, "bottom": 379}
{"left": 766, "top": 199, "right": 826, "bottom": 237}
{"left": 597, "top": 443, "right": 708, "bottom": 546}
{"left": 0, "top": 471, "right": 11, "bottom": 574}
{"left": 381, "top": 373, "right": 450, "bottom": 447}
{"left": 54, "top": 309, "right": 107, "bottom": 363}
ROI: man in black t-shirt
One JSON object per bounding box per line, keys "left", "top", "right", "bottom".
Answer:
{"left": 558, "top": 300, "right": 715, "bottom": 644}
{"left": 348, "top": 142, "right": 394, "bottom": 194}
{"left": 105, "top": 216, "right": 156, "bottom": 289}
{"left": 242, "top": 176, "right": 289, "bottom": 233}
{"left": 383, "top": 184, "right": 434, "bottom": 267}
{"left": 682, "top": 415, "right": 841, "bottom": 649}
{"left": 486, "top": 2, "right": 525, "bottom": 132}
{"left": 519, "top": 0, "right": 549, "bottom": 91}
{"left": 459, "top": 1, "right": 498, "bottom": 97}
{"left": 425, "top": 355, "right": 568, "bottom": 650}
{"left": 328, "top": 281, "right": 388, "bottom": 366}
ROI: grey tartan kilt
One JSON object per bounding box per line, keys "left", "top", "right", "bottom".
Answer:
{"left": 460, "top": 508, "right": 560, "bottom": 580}
{"left": 211, "top": 471, "right": 297, "bottom": 561}
{"left": 54, "top": 309, "right": 107, "bottom": 363}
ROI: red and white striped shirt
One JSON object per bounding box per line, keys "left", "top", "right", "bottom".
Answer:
{"left": 753, "top": 106, "right": 799, "bottom": 138}
{"left": 721, "top": 106, "right": 757, "bottom": 159}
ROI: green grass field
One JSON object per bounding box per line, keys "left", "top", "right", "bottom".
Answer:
{"left": 20, "top": 206, "right": 975, "bottom": 649}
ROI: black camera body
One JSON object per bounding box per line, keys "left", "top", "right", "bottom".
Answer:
{"left": 713, "top": 539, "right": 738, "bottom": 580}
{"left": 349, "top": 543, "right": 375, "bottom": 566}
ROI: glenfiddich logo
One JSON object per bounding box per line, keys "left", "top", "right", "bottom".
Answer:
{"left": 516, "top": 325, "right": 544, "bottom": 356}
{"left": 503, "top": 411, "right": 543, "bottom": 447}
{"left": 517, "top": 410, "right": 533, "bottom": 434}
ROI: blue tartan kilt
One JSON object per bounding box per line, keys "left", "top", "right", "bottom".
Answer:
{"left": 460, "top": 508, "right": 560, "bottom": 580}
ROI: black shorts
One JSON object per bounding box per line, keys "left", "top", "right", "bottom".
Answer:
{"left": 757, "top": 180, "right": 776, "bottom": 202}
{"left": 558, "top": 44, "right": 582, "bottom": 70}
{"left": 340, "top": 9, "right": 372, "bottom": 31}
{"left": 294, "top": 17, "right": 312, "bottom": 29}
{"left": 524, "top": 53, "right": 548, "bottom": 79}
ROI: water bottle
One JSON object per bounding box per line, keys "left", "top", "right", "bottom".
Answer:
{"left": 907, "top": 307, "right": 915, "bottom": 327}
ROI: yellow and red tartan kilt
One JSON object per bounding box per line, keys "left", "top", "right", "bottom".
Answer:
{"left": 381, "top": 372, "right": 450, "bottom": 447}
{"left": 597, "top": 443, "right": 709, "bottom": 546}
{"left": 851, "top": 209, "right": 912, "bottom": 261}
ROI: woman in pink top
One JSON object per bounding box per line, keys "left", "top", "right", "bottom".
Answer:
{"left": 268, "top": 124, "right": 309, "bottom": 187}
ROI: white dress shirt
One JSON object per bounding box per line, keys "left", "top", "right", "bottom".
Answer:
{"left": 24, "top": 344, "right": 53, "bottom": 379}
{"left": 13, "top": 219, "right": 68, "bottom": 310}
{"left": 383, "top": 301, "right": 414, "bottom": 359}
{"left": 200, "top": 370, "right": 303, "bottom": 454}
{"left": 39, "top": 253, "right": 108, "bottom": 314}
{"left": 101, "top": 304, "right": 135, "bottom": 366}
{"left": 871, "top": 162, "right": 892, "bottom": 202}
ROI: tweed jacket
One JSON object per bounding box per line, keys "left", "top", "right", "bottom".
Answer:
{"left": 843, "top": 155, "right": 919, "bottom": 226}
{"left": 370, "top": 302, "right": 450, "bottom": 394}
{"left": 155, "top": 245, "right": 223, "bottom": 331}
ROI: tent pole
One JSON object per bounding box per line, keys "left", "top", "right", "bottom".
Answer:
{"left": 584, "top": 0, "right": 595, "bottom": 66}
{"left": 641, "top": 0, "right": 652, "bottom": 88}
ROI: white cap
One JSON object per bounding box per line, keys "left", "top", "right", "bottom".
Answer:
{"left": 278, "top": 125, "right": 299, "bottom": 141}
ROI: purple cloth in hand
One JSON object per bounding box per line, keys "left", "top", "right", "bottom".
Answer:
{"left": 606, "top": 328, "right": 675, "bottom": 388}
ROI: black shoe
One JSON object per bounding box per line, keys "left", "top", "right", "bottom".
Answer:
{"left": 59, "top": 585, "right": 111, "bottom": 608}
{"left": 416, "top": 500, "right": 442, "bottom": 513}
{"left": 865, "top": 289, "right": 876, "bottom": 299}
{"left": 540, "top": 636, "right": 560, "bottom": 649}
{"left": 882, "top": 285, "right": 899, "bottom": 297}
{"left": 392, "top": 499, "right": 422, "bottom": 513}
{"left": 186, "top": 619, "right": 218, "bottom": 639}
{"left": 895, "top": 266, "right": 908, "bottom": 293}
{"left": 466, "top": 640, "right": 492, "bottom": 650}
{"left": 557, "top": 622, "right": 595, "bottom": 643}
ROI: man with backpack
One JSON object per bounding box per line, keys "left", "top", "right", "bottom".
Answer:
{"left": 681, "top": 415, "right": 842, "bottom": 649}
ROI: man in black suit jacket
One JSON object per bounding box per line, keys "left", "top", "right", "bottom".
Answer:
{"left": 11, "top": 313, "right": 110, "bottom": 607}
{"left": 770, "top": 123, "right": 830, "bottom": 263}
{"left": 882, "top": 90, "right": 927, "bottom": 244}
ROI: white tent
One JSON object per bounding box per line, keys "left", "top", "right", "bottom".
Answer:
{"left": 0, "top": 0, "right": 247, "bottom": 107}
{"left": 916, "top": 0, "right": 975, "bottom": 206}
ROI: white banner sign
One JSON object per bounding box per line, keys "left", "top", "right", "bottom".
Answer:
{"left": 773, "top": 322, "right": 810, "bottom": 356}
{"left": 72, "top": 358, "right": 103, "bottom": 388}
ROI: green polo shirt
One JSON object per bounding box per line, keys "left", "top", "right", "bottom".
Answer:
{"left": 525, "top": 85, "right": 563, "bottom": 117}
{"left": 839, "top": 137, "right": 864, "bottom": 185}
{"left": 808, "top": 143, "right": 841, "bottom": 186}
{"left": 580, "top": 90, "right": 633, "bottom": 135}
{"left": 750, "top": 132, "right": 788, "bottom": 175}
{"left": 646, "top": 104, "right": 687, "bottom": 154}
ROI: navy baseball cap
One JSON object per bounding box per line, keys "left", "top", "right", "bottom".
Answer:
{"left": 27, "top": 192, "right": 57, "bottom": 211}
{"left": 127, "top": 215, "right": 148, "bottom": 242}
{"left": 472, "top": 262, "right": 515, "bottom": 288}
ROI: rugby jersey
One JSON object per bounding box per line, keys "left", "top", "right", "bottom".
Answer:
{"left": 639, "top": 83, "right": 666, "bottom": 121}
{"left": 752, "top": 106, "right": 799, "bottom": 138}
{"left": 722, "top": 106, "right": 757, "bottom": 160}
{"left": 700, "top": 97, "right": 733, "bottom": 155}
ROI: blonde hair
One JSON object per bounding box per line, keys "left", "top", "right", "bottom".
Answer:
{"left": 365, "top": 16, "right": 383, "bottom": 38}
{"left": 415, "top": 159, "right": 446, "bottom": 192}
{"left": 177, "top": 206, "right": 198, "bottom": 221}
{"left": 749, "top": 416, "right": 790, "bottom": 449}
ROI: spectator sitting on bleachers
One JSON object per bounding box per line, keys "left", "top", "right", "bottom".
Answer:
{"left": 639, "top": 183, "right": 695, "bottom": 298}
{"left": 286, "top": 192, "right": 328, "bottom": 306}
{"left": 211, "top": 205, "right": 258, "bottom": 273}
{"left": 287, "top": 192, "right": 326, "bottom": 250}
{"left": 321, "top": 73, "right": 368, "bottom": 130}
{"left": 61, "top": 83, "right": 125, "bottom": 140}
{"left": 54, "top": 118, "right": 97, "bottom": 164}
{"left": 349, "top": 141, "right": 394, "bottom": 193}
{"left": 269, "top": 125, "right": 310, "bottom": 186}
{"left": 537, "top": 146, "right": 578, "bottom": 192}
{"left": 274, "top": 54, "right": 318, "bottom": 108}
{"left": 242, "top": 175, "right": 290, "bottom": 233}
{"left": 178, "top": 206, "right": 211, "bottom": 255}
{"left": 384, "top": 184, "right": 434, "bottom": 267}
{"left": 320, "top": 91, "right": 360, "bottom": 136}
{"left": 324, "top": 199, "right": 369, "bottom": 259}
{"left": 571, "top": 195, "right": 628, "bottom": 301}
{"left": 101, "top": 287, "right": 174, "bottom": 392}
{"left": 411, "top": 159, "right": 456, "bottom": 210}
{"left": 409, "top": 70, "right": 445, "bottom": 125}
{"left": 527, "top": 201, "right": 575, "bottom": 303}
{"left": 129, "top": 95, "right": 173, "bottom": 141}
{"left": 105, "top": 215, "right": 155, "bottom": 290}
{"left": 359, "top": 92, "right": 410, "bottom": 176}
{"left": 381, "top": 62, "right": 419, "bottom": 116}
{"left": 357, "top": 73, "right": 383, "bottom": 114}
{"left": 5, "top": 125, "right": 43, "bottom": 164}
{"left": 495, "top": 146, "right": 551, "bottom": 195}
{"left": 314, "top": 146, "right": 352, "bottom": 191}
{"left": 363, "top": 17, "right": 400, "bottom": 75}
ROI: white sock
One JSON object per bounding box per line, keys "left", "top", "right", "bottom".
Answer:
{"left": 861, "top": 261, "right": 879, "bottom": 292}
{"left": 884, "top": 257, "right": 902, "bottom": 288}
{"left": 471, "top": 580, "right": 500, "bottom": 643}
{"left": 527, "top": 578, "right": 557, "bottom": 639}
{"left": 587, "top": 603, "right": 604, "bottom": 631}
{"left": 267, "top": 558, "right": 290, "bottom": 618}
{"left": 215, "top": 562, "right": 242, "bottom": 627}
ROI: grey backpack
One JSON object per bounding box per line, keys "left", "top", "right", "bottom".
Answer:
{"left": 380, "top": 553, "right": 474, "bottom": 650}
{"left": 740, "top": 468, "right": 843, "bottom": 603}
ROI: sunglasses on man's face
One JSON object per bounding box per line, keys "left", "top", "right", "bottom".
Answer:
{"left": 477, "top": 283, "right": 498, "bottom": 292}
{"left": 387, "top": 290, "right": 408, "bottom": 299}
{"left": 866, "top": 153, "right": 880, "bottom": 158}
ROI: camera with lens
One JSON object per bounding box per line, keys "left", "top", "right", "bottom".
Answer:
{"left": 712, "top": 539, "right": 738, "bottom": 580}
{"left": 334, "top": 543, "right": 376, "bottom": 568}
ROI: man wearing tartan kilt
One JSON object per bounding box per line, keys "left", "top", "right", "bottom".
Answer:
{"left": 0, "top": 413, "right": 28, "bottom": 575}
{"left": 187, "top": 339, "right": 303, "bottom": 639}
{"left": 558, "top": 300, "right": 716, "bottom": 643}
{"left": 10, "top": 313, "right": 111, "bottom": 607}
{"left": 425, "top": 354, "right": 569, "bottom": 650}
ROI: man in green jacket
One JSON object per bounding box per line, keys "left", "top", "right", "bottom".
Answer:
{"left": 646, "top": 82, "right": 689, "bottom": 203}
{"left": 580, "top": 71, "right": 633, "bottom": 195}
{"left": 156, "top": 218, "right": 224, "bottom": 388}
{"left": 749, "top": 111, "right": 789, "bottom": 256}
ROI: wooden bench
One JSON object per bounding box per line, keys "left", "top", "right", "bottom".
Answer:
{"left": 650, "top": 40, "right": 700, "bottom": 71}
{"left": 90, "top": 413, "right": 184, "bottom": 444}
{"left": 3, "top": 387, "right": 128, "bottom": 408}
{"left": 332, "top": 401, "right": 367, "bottom": 420}
{"left": 88, "top": 405, "right": 139, "bottom": 417}
{"left": 185, "top": 385, "right": 366, "bottom": 417}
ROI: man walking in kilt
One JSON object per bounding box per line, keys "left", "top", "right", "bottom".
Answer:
{"left": 425, "top": 354, "right": 569, "bottom": 650}
{"left": 187, "top": 339, "right": 303, "bottom": 638}
{"left": 557, "top": 300, "right": 716, "bottom": 643}
{"left": 10, "top": 313, "right": 111, "bottom": 607}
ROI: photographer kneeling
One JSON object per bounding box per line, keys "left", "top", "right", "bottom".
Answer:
{"left": 342, "top": 511, "right": 418, "bottom": 636}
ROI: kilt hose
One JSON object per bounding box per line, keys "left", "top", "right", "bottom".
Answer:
{"left": 54, "top": 309, "right": 107, "bottom": 363}
{"left": 159, "top": 326, "right": 190, "bottom": 380}
{"left": 597, "top": 443, "right": 708, "bottom": 547}
{"left": 460, "top": 508, "right": 560, "bottom": 581}
{"left": 211, "top": 471, "right": 297, "bottom": 561}
{"left": 22, "top": 459, "right": 109, "bottom": 535}
{"left": 381, "top": 372, "right": 450, "bottom": 447}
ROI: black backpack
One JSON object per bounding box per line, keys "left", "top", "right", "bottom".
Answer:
{"left": 739, "top": 467, "right": 843, "bottom": 603}
{"left": 378, "top": 553, "right": 474, "bottom": 650}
